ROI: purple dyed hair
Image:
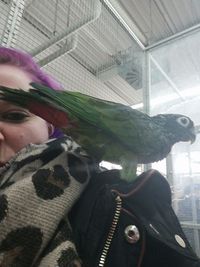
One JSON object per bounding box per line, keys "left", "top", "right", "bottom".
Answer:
{"left": 0, "top": 46, "right": 63, "bottom": 138}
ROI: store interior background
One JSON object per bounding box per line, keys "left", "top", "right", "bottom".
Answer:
{"left": 1, "top": 0, "right": 200, "bottom": 255}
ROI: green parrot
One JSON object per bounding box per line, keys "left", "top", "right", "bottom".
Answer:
{"left": 0, "top": 83, "right": 196, "bottom": 181}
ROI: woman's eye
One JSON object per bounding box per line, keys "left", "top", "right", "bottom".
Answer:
{"left": 1, "top": 112, "right": 29, "bottom": 123}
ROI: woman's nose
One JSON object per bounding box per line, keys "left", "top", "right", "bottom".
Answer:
{"left": 0, "top": 123, "right": 5, "bottom": 141}
{"left": 0, "top": 131, "right": 5, "bottom": 140}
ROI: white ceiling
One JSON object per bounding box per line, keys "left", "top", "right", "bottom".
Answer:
{"left": 107, "top": 0, "right": 200, "bottom": 46}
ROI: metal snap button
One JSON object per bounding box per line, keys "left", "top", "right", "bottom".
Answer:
{"left": 124, "top": 225, "right": 140, "bottom": 243}
{"left": 175, "top": 234, "right": 186, "bottom": 248}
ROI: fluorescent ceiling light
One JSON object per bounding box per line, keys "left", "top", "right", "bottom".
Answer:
{"left": 131, "top": 86, "right": 200, "bottom": 110}
{"left": 100, "top": 160, "right": 122, "bottom": 170}
{"left": 131, "top": 103, "right": 143, "bottom": 109}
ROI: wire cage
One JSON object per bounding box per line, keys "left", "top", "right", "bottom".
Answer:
{"left": 0, "top": 0, "right": 143, "bottom": 104}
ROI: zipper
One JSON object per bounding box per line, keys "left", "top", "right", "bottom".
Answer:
{"left": 98, "top": 195, "right": 122, "bottom": 267}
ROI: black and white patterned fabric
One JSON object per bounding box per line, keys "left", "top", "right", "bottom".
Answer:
{"left": 0, "top": 136, "right": 92, "bottom": 267}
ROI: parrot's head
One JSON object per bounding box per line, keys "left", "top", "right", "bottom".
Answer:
{"left": 152, "top": 114, "right": 196, "bottom": 144}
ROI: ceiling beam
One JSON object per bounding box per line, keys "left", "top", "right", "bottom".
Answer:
{"left": 101, "top": 0, "right": 146, "bottom": 50}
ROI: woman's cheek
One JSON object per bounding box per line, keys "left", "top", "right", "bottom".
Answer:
{"left": 12, "top": 133, "right": 29, "bottom": 151}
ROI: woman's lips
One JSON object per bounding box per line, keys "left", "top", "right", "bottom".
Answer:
{"left": 0, "top": 162, "right": 5, "bottom": 167}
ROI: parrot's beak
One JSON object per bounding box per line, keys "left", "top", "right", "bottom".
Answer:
{"left": 190, "top": 128, "right": 196, "bottom": 144}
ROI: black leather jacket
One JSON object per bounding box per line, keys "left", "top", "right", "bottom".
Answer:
{"left": 69, "top": 169, "right": 200, "bottom": 267}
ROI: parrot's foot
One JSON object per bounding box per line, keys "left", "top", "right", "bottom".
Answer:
{"left": 119, "top": 168, "right": 137, "bottom": 182}
{"left": 118, "top": 155, "right": 138, "bottom": 182}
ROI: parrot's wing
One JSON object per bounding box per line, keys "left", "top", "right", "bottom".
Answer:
{"left": 29, "top": 83, "right": 151, "bottom": 152}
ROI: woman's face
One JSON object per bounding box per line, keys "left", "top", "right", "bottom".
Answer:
{"left": 0, "top": 64, "right": 50, "bottom": 166}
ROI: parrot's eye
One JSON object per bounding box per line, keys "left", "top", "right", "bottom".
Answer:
{"left": 177, "top": 117, "right": 190, "bottom": 127}
{"left": 0, "top": 111, "right": 30, "bottom": 123}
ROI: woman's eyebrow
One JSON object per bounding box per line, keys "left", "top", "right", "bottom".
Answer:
{"left": 0, "top": 102, "right": 27, "bottom": 111}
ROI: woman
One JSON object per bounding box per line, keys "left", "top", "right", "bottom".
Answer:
{"left": 0, "top": 47, "right": 199, "bottom": 267}
{"left": 0, "top": 47, "right": 91, "bottom": 266}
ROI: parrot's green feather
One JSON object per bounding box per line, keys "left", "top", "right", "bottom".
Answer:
{"left": 0, "top": 83, "right": 196, "bottom": 182}
{"left": 30, "top": 83, "right": 149, "bottom": 152}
